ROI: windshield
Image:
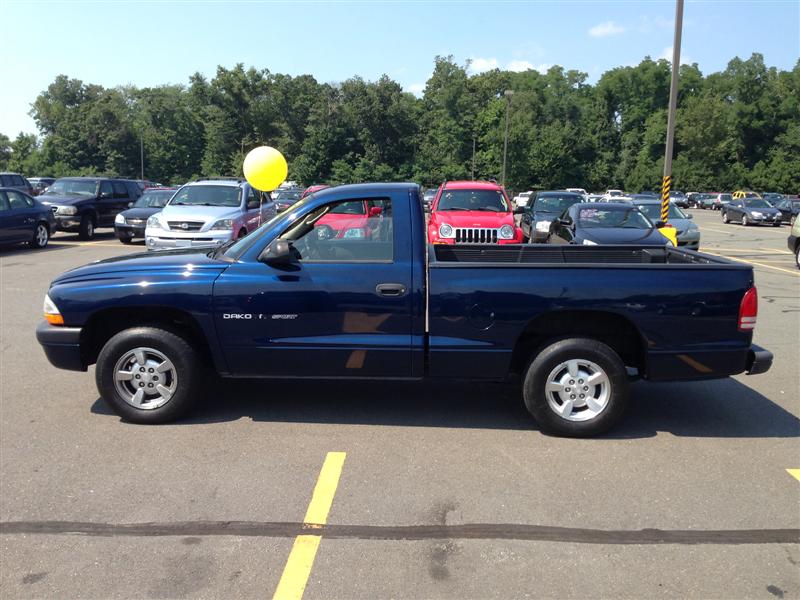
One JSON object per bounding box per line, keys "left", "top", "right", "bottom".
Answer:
{"left": 763, "top": 193, "right": 783, "bottom": 201}
{"left": 577, "top": 207, "right": 652, "bottom": 229}
{"left": 437, "top": 189, "right": 509, "bottom": 212}
{"left": 635, "top": 203, "right": 686, "bottom": 221}
{"left": 169, "top": 185, "right": 240, "bottom": 207}
{"left": 43, "top": 179, "right": 97, "bottom": 196}
{"left": 533, "top": 194, "right": 582, "bottom": 213}
{"left": 275, "top": 190, "right": 302, "bottom": 202}
{"left": 329, "top": 201, "right": 366, "bottom": 215}
{"left": 134, "top": 190, "right": 173, "bottom": 208}
{"left": 744, "top": 199, "right": 773, "bottom": 208}
{"left": 720, "top": 194, "right": 732, "bottom": 201}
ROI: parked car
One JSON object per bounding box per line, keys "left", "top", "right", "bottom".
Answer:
{"left": 633, "top": 198, "right": 700, "bottom": 250}
{"left": 0, "top": 172, "right": 34, "bottom": 196}
{"left": 775, "top": 197, "right": 800, "bottom": 225}
{"left": 707, "top": 193, "right": 732, "bottom": 210}
{"left": 145, "top": 178, "right": 276, "bottom": 250}
{"left": 603, "top": 189, "right": 625, "bottom": 200}
{"left": 0, "top": 188, "right": 57, "bottom": 248}
{"left": 762, "top": 192, "right": 784, "bottom": 203}
{"left": 114, "top": 188, "right": 176, "bottom": 243}
{"left": 548, "top": 202, "right": 671, "bottom": 246}
{"left": 722, "top": 197, "right": 782, "bottom": 226}
{"left": 788, "top": 216, "right": 800, "bottom": 269}
{"left": 520, "top": 191, "right": 584, "bottom": 243}
{"left": 513, "top": 190, "right": 534, "bottom": 208}
{"left": 28, "top": 177, "right": 55, "bottom": 196}
{"left": 273, "top": 187, "right": 303, "bottom": 212}
{"left": 637, "top": 190, "right": 659, "bottom": 198}
{"left": 301, "top": 185, "right": 329, "bottom": 198}
{"left": 37, "top": 177, "right": 143, "bottom": 239}
{"left": 686, "top": 192, "right": 703, "bottom": 208}
{"left": 565, "top": 188, "right": 588, "bottom": 197}
{"left": 732, "top": 190, "right": 761, "bottom": 200}
{"left": 35, "top": 183, "right": 773, "bottom": 437}
{"left": 134, "top": 179, "right": 162, "bottom": 191}
{"left": 669, "top": 191, "right": 688, "bottom": 208}
{"left": 422, "top": 188, "right": 437, "bottom": 212}
{"left": 427, "top": 180, "right": 523, "bottom": 244}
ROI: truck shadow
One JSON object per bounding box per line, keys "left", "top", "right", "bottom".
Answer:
{"left": 92, "top": 376, "right": 799, "bottom": 438}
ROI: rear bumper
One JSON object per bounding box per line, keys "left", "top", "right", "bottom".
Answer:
{"left": 745, "top": 344, "right": 773, "bottom": 375}
{"left": 36, "top": 321, "right": 85, "bottom": 371}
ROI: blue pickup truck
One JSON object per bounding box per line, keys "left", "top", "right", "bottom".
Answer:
{"left": 37, "top": 183, "right": 772, "bottom": 436}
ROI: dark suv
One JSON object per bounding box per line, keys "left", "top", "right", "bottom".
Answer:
{"left": 0, "top": 173, "right": 34, "bottom": 196}
{"left": 38, "top": 177, "right": 142, "bottom": 239}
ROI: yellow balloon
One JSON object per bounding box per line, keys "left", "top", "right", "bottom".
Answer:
{"left": 243, "top": 146, "right": 288, "bottom": 191}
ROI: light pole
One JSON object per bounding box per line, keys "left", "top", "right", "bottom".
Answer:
{"left": 139, "top": 132, "right": 144, "bottom": 181}
{"left": 661, "top": 0, "right": 684, "bottom": 225}
{"left": 501, "top": 89, "right": 514, "bottom": 187}
{"left": 471, "top": 134, "right": 476, "bottom": 180}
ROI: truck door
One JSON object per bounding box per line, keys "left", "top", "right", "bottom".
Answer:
{"left": 213, "top": 195, "right": 414, "bottom": 377}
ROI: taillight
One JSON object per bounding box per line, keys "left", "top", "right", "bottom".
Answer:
{"left": 738, "top": 287, "right": 758, "bottom": 331}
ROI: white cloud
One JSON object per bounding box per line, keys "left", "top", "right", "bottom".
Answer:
{"left": 406, "top": 83, "right": 425, "bottom": 97}
{"left": 589, "top": 21, "right": 625, "bottom": 37}
{"left": 507, "top": 60, "right": 534, "bottom": 72}
{"left": 468, "top": 57, "right": 499, "bottom": 73}
{"left": 659, "top": 46, "right": 692, "bottom": 65}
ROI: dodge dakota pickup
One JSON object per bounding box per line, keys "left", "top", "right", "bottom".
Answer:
{"left": 36, "top": 183, "right": 773, "bottom": 436}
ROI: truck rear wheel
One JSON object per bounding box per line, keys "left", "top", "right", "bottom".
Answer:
{"left": 522, "top": 338, "right": 629, "bottom": 437}
{"left": 95, "top": 327, "right": 202, "bottom": 424}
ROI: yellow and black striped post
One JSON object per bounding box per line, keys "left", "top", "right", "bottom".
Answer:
{"left": 660, "top": 175, "right": 672, "bottom": 223}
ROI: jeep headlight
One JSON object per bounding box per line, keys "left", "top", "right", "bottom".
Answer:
{"left": 114, "top": 213, "right": 126, "bottom": 225}
{"left": 56, "top": 205, "right": 77, "bottom": 215}
{"left": 499, "top": 224, "right": 515, "bottom": 240}
{"left": 344, "top": 227, "right": 365, "bottom": 239}
{"left": 535, "top": 220, "right": 551, "bottom": 233}
{"left": 439, "top": 223, "right": 455, "bottom": 238}
{"left": 146, "top": 215, "right": 163, "bottom": 229}
{"left": 210, "top": 219, "right": 234, "bottom": 230}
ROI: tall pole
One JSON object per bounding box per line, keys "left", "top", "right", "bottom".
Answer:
{"left": 502, "top": 89, "right": 514, "bottom": 186}
{"left": 471, "top": 135, "right": 476, "bottom": 180}
{"left": 139, "top": 133, "right": 144, "bottom": 181}
{"left": 661, "top": 0, "right": 684, "bottom": 224}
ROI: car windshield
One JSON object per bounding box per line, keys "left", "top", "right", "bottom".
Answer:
{"left": 423, "top": 190, "right": 437, "bottom": 200}
{"left": 763, "top": 193, "right": 783, "bottom": 201}
{"left": 533, "top": 194, "right": 582, "bottom": 213}
{"left": 134, "top": 190, "right": 173, "bottom": 208}
{"left": 669, "top": 191, "right": 685, "bottom": 197}
{"left": 329, "top": 201, "right": 366, "bottom": 215}
{"left": 635, "top": 203, "right": 686, "bottom": 220}
{"left": 577, "top": 207, "right": 652, "bottom": 229}
{"left": 744, "top": 199, "right": 773, "bottom": 208}
{"left": 437, "top": 189, "right": 509, "bottom": 212}
{"left": 169, "top": 185, "right": 240, "bottom": 207}
{"left": 275, "top": 190, "right": 301, "bottom": 202}
{"left": 43, "top": 179, "right": 97, "bottom": 196}
{"left": 720, "top": 194, "right": 732, "bottom": 201}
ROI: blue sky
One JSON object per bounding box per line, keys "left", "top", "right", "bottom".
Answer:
{"left": 2, "top": 0, "right": 798, "bottom": 138}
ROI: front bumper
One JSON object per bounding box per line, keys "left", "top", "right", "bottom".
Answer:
{"left": 745, "top": 344, "right": 773, "bottom": 375}
{"left": 52, "top": 215, "right": 82, "bottom": 232}
{"left": 115, "top": 224, "right": 146, "bottom": 238}
{"left": 36, "top": 321, "right": 85, "bottom": 371}
{"left": 145, "top": 228, "right": 233, "bottom": 250}
{"left": 748, "top": 214, "right": 781, "bottom": 225}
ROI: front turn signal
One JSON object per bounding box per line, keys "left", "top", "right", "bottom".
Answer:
{"left": 43, "top": 294, "right": 64, "bottom": 326}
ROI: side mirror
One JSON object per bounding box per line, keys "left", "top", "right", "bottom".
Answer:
{"left": 559, "top": 217, "right": 573, "bottom": 226}
{"left": 655, "top": 220, "right": 666, "bottom": 228}
{"left": 369, "top": 206, "right": 383, "bottom": 217}
{"left": 513, "top": 206, "right": 526, "bottom": 214}
{"left": 258, "top": 239, "right": 295, "bottom": 265}
{"left": 247, "top": 201, "right": 260, "bottom": 210}
{"left": 100, "top": 191, "right": 112, "bottom": 199}
{"left": 127, "top": 202, "right": 133, "bottom": 208}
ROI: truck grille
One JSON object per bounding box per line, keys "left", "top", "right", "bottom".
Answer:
{"left": 455, "top": 228, "right": 499, "bottom": 244}
{"left": 167, "top": 221, "right": 204, "bottom": 232}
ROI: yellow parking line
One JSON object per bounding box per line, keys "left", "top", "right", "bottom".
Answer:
{"left": 273, "top": 452, "right": 346, "bottom": 600}
{"left": 702, "top": 250, "right": 800, "bottom": 277}
{"left": 788, "top": 469, "right": 800, "bottom": 483}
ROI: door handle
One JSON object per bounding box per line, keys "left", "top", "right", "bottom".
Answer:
{"left": 375, "top": 283, "right": 406, "bottom": 297}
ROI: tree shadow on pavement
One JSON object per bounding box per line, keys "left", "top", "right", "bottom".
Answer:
{"left": 92, "top": 376, "right": 799, "bottom": 439}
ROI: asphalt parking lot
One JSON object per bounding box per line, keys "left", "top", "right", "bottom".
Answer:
{"left": 1, "top": 209, "right": 798, "bottom": 599}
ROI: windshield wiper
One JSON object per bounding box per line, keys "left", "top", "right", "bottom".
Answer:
{"left": 209, "top": 238, "right": 237, "bottom": 259}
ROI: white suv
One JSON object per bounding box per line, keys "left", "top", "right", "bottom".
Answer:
{"left": 145, "top": 178, "right": 276, "bottom": 250}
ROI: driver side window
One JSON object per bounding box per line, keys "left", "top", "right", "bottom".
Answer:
{"left": 280, "top": 198, "right": 393, "bottom": 262}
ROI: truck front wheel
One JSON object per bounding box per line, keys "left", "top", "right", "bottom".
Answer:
{"left": 523, "top": 338, "right": 629, "bottom": 437}
{"left": 95, "top": 327, "right": 203, "bottom": 424}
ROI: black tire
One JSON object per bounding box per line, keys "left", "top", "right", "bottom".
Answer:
{"left": 741, "top": 214, "right": 749, "bottom": 226}
{"left": 772, "top": 221, "right": 781, "bottom": 227}
{"left": 117, "top": 232, "right": 133, "bottom": 244}
{"left": 522, "top": 337, "right": 629, "bottom": 437}
{"left": 95, "top": 327, "right": 203, "bottom": 424}
{"left": 78, "top": 214, "right": 96, "bottom": 240}
{"left": 722, "top": 210, "right": 729, "bottom": 224}
{"left": 795, "top": 245, "right": 799, "bottom": 270}
{"left": 29, "top": 222, "right": 49, "bottom": 248}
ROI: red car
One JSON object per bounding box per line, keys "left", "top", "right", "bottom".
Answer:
{"left": 427, "top": 181, "right": 523, "bottom": 244}
{"left": 301, "top": 184, "right": 329, "bottom": 198}
{"left": 316, "top": 199, "right": 384, "bottom": 239}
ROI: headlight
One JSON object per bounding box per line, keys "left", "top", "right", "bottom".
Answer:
{"left": 582, "top": 239, "right": 598, "bottom": 246}
{"left": 535, "top": 220, "right": 551, "bottom": 233}
{"left": 750, "top": 212, "right": 762, "bottom": 218}
{"left": 439, "top": 223, "right": 454, "bottom": 238}
{"left": 43, "top": 294, "right": 63, "bottom": 326}
{"left": 56, "top": 205, "right": 77, "bottom": 215}
{"left": 114, "top": 214, "right": 126, "bottom": 225}
{"left": 146, "top": 215, "right": 163, "bottom": 229}
{"left": 499, "top": 224, "right": 515, "bottom": 240}
{"left": 344, "top": 228, "right": 365, "bottom": 239}
{"left": 210, "top": 219, "right": 234, "bottom": 230}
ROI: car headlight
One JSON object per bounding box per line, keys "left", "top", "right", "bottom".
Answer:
{"left": 535, "top": 220, "right": 551, "bottom": 233}
{"left": 751, "top": 212, "right": 763, "bottom": 218}
{"left": 56, "top": 205, "right": 77, "bottom": 215}
{"left": 146, "top": 215, "right": 163, "bottom": 229}
{"left": 344, "top": 227, "right": 365, "bottom": 239}
{"left": 439, "top": 223, "right": 455, "bottom": 238}
{"left": 210, "top": 219, "right": 234, "bottom": 230}
{"left": 43, "top": 294, "right": 64, "bottom": 326}
{"left": 499, "top": 224, "right": 515, "bottom": 240}
{"left": 582, "top": 239, "right": 598, "bottom": 246}
{"left": 115, "top": 214, "right": 126, "bottom": 225}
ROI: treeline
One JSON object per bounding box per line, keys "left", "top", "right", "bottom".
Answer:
{"left": 1, "top": 53, "right": 798, "bottom": 193}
